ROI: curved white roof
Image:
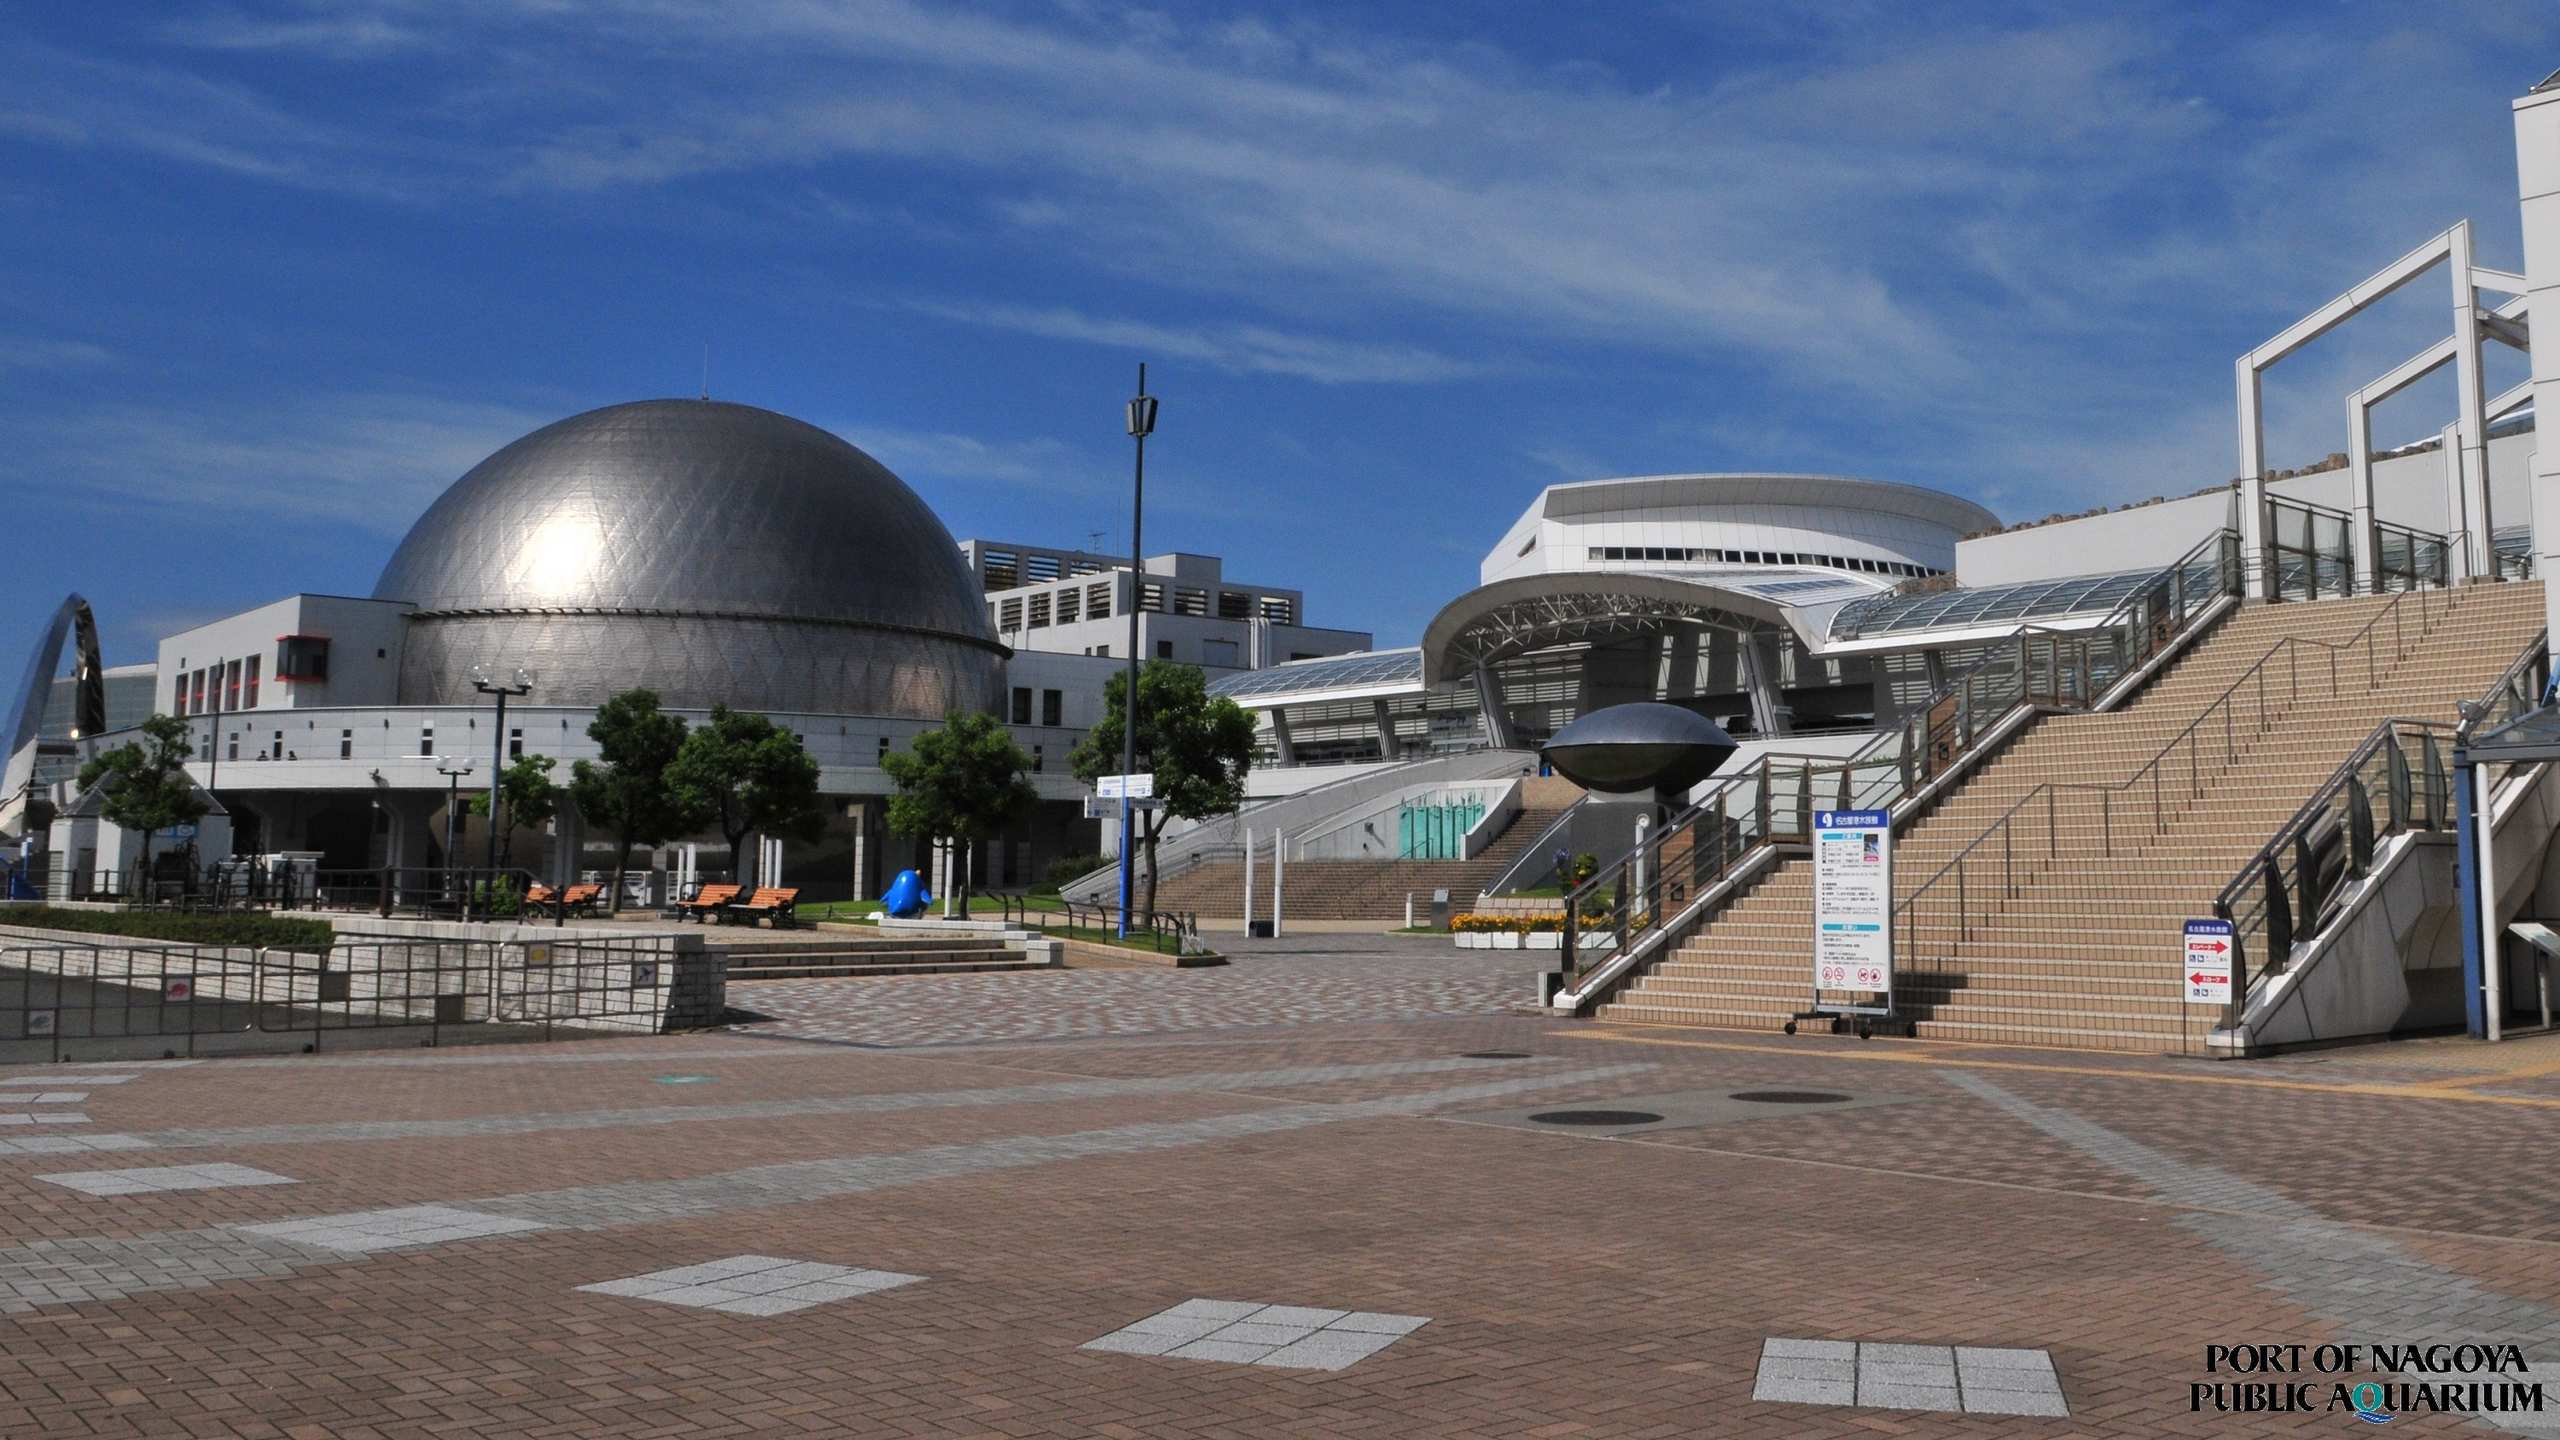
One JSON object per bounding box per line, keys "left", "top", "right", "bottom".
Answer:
{"left": 1534, "top": 473, "right": 1999, "bottom": 535}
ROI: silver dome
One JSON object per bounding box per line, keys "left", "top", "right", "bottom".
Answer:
{"left": 375, "top": 400, "right": 1004, "bottom": 716}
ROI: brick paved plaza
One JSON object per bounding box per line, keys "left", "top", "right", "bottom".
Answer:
{"left": 9, "top": 933, "right": 2560, "bottom": 1437}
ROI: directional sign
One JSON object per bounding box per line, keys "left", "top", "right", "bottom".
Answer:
{"left": 1096, "top": 772, "right": 1155, "bottom": 800}
{"left": 2183, "top": 918, "right": 2233, "bottom": 1004}
{"left": 1812, "top": 809, "right": 1892, "bottom": 995}
{"left": 1084, "top": 795, "right": 1162, "bottom": 819}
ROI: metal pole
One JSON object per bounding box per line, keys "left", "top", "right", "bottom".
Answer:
{"left": 2457, "top": 752, "right": 2488, "bottom": 1038}
{"left": 1242, "top": 827, "right": 1255, "bottom": 931}
{"left": 485, "top": 687, "right": 507, "bottom": 875}
{"left": 1271, "top": 830, "right": 1285, "bottom": 938}
{"left": 1120, "top": 361, "right": 1153, "bottom": 938}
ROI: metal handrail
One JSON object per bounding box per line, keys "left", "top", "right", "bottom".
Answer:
{"left": 1557, "top": 528, "right": 2243, "bottom": 991}
{"left": 1895, "top": 580, "right": 2451, "bottom": 953}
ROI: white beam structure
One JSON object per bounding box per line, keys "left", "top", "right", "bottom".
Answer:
{"left": 2236, "top": 223, "right": 2498, "bottom": 599}
{"left": 2519, "top": 77, "right": 2560, "bottom": 648}
{"left": 2340, "top": 295, "right": 2531, "bottom": 590}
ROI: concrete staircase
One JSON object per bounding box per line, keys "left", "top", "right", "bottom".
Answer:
{"left": 714, "top": 935, "right": 1044, "bottom": 980}
{"left": 1148, "top": 803, "right": 1578, "bottom": 922}
{"left": 1600, "top": 582, "right": 2546, "bottom": 1052}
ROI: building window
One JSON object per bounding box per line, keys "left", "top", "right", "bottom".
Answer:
{"left": 244, "top": 655, "right": 261, "bottom": 709}
{"left": 1041, "top": 689, "right": 1062, "bottom": 727}
{"left": 276, "top": 634, "right": 330, "bottom": 682}
{"left": 999, "top": 598, "right": 1023, "bottom": 631}
{"left": 1155, "top": 640, "right": 1174, "bottom": 659}
{"left": 1139, "top": 582, "right": 1164, "bottom": 612}
{"left": 1010, "top": 687, "right": 1033, "bottom": 724}
{"left": 419, "top": 726, "right": 434, "bottom": 757}
{"left": 172, "top": 677, "right": 188, "bottom": 717}
{"left": 508, "top": 727, "right": 523, "bottom": 759}
{"left": 1087, "top": 581, "right": 1112, "bottom": 618}
{"left": 226, "top": 734, "right": 238, "bottom": 761}
{"left": 1257, "top": 595, "right": 1295, "bottom": 625}
{"left": 1093, "top": 644, "right": 1109, "bottom": 658}
{"left": 192, "top": 669, "right": 207, "bottom": 713}
{"left": 983, "top": 549, "right": 1019, "bottom": 591}
{"left": 1217, "top": 590, "right": 1250, "bottom": 619}
{"left": 271, "top": 730, "right": 283, "bottom": 759}
{"left": 1026, "top": 552, "right": 1062, "bottom": 583}
{"left": 1056, "top": 589, "right": 1080, "bottom": 625}
{"left": 1174, "top": 587, "right": 1208, "bottom": 617}
{"left": 339, "top": 729, "right": 353, "bottom": 759}
{"left": 1032, "top": 745, "right": 1044, "bottom": 773}
{"left": 224, "top": 659, "right": 243, "bottom": 711}
{"left": 1028, "top": 593, "right": 1050, "bottom": 628}
{"left": 877, "top": 735, "right": 890, "bottom": 764}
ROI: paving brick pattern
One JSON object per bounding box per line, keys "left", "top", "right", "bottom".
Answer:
{"left": 7, "top": 943, "right": 2560, "bottom": 1435}
{"left": 36, "top": 1163, "right": 297, "bottom": 1197}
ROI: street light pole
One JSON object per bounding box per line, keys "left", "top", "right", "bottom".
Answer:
{"left": 436, "top": 761, "right": 474, "bottom": 885}
{"left": 1120, "top": 362, "right": 1157, "bottom": 937}
{"left": 469, "top": 667, "right": 534, "bottom": 878}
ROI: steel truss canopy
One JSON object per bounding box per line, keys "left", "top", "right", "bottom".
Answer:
{"left": 1419, "top": 569, "right": 1839, "bottom": 682}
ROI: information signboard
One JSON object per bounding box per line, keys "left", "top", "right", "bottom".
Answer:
{"left": 2183, "top": 918, "right": 2233, "bottom": 1004}
{"left": 1812, "top": 808, "right": 1892, "bottom": 998}
{"left": 1096, "top": 773, "right": 1156, "bottom": 800}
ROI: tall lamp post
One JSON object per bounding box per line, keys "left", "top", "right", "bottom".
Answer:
{"left": 435, "top": 761, "right": 474, "bottom": 887}
{"left": 1119, "top": 363, "right": 1157, "bottom": 937}
{"left": 469, "top": 667, "right": 534, "bottom": 875}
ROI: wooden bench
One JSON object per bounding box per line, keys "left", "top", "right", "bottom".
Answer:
{"left": 669, "top": 883, "right": 740, "bottom": 922}
{"left": 523, "top": 883, "right": 560, "bottom": 914}
{"left": 556, "top": 883, "right": 603, "bottom": 918}
{"left": 726, "top": 887, "right": 801, "bottom": 929}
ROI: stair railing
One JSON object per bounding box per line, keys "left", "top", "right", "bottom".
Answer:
{"left": 1895, "top": 580, "right": 2456, "bottom": 965}
{"left": 2214, "top": 628, "right": 2549, "bottom": 1002}
{"left": 1557, "top": 529, "right": 2243, "bottom": 999}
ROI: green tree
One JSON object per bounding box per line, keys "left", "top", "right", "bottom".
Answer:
{"left": 469, "top": 753, "right": 560, "bottom": 870}
{"left": 1068, "top": 660, "right": 1256, "bottom": 916}
{"left": 79, "top": 714, "right": 209, "bottom": 891}
{"left": 666, "top": 705, "right": 827, "bottom": 892}
{"left": 568, "top": 689, "right": 703, "bottom": 913}
{"left": 882, "top": 710, "right": 1037, "bottom": 919}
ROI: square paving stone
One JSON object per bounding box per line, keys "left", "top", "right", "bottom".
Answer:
{"left": 1258, "top": 1330, "right": 1403, "bottom": 1371}
{"left": 576, "top": 1256, "right": 921, "bottom": 1316}
{"left": 1963, "top": 1387, "right": 2069, "bottom": 1417}
{"left": 1763, "top": 1337, "right": 1857, "bottom": 1361}
{"left": 1085, "top": 1300, "right": 1431, "bottom": 1372}
{"left": 1858, "top": 1382, "right": 1961, "bottom": 1412}
{"left": 37, "top": 1164, "right": 296, "bottom": 1197}
{"left": 1752, "top": 1374, "right": 1856, "bottom": 1406}
{"left": 237, "top": 1205, "right": 550, "bottom": 1254}
{"left": 1167, "top": 1338, "right": 1280, "bottom": 1364}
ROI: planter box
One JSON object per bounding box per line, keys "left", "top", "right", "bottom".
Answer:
{"left": 1490, "top": 932, "right": 1523, "bottom": 949}
{"left": 1526, "top": 932, "right": 1562, "bottom": 950}
{"left": 1452, "top": 932, "right": 1483, "bottom": 949}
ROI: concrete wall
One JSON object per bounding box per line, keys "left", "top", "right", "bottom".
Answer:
{"left": 158, "top": 595, "right": 413, "bottom": 718}
{"left": 1956, "top": 431, "right": 2537, "bottom": 588}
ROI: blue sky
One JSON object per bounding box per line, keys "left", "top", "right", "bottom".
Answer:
{"left": 3, "top": 0, "right": 2552, "bottom": 674}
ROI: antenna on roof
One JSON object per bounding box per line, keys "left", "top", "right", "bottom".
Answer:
{"left": 700, "top": 343, "right": 711, "bottom": 401}
{"left": 1088, "top": 529, "right": 1106, "bottom": 553}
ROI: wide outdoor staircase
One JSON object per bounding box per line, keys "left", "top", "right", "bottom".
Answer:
{"left": 1150, "top": 801, "right": 1577, "bottom": 922}
{"left": 1601, "top": 581, "right": 2547, "bottom": 1052}
{"left": 714, "top": 935, "right": 1044, "bottom": 980}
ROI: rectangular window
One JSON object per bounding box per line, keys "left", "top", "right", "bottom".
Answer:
{"left": 1041, "top": 690, "right": 1062, "bottom": 727}
{"left": 1139, "top": 582, "right": 1164, "bottom": 612}
{"left": 983, "top": 550, "right": 1019, "bottom": 591}
{"left": 271, "top": 730, "right": 283, "bottom": 759}
{"left": 1031, "top": 745, "right": 1043, "bottom": 773}
{"left": 1217, "top": 590, "right": 1250, "bottom": 619}
{"left": 1055, "top": 589, "right": 1079, "bottom": 625}
{"left": 227, "top": 734, "right": 238, "bottom": 761}
{"left": 877, "top": 736, "right": 890, "bottom": 764}
{"left": 1257, "top": 595, "right": 1295, "bottom": 625}
{"left": 1026, "top": 553, "right": 1062, "bottom": 583}
{"left": 172, "top": 677, "right": 188, "bottom": 717}
{"left": 224, "top": 660, "right": 243, "bottom": 711}
{"left": 192, "top": 669, "right": 207, "bottom": 713}
{"left": 1087, "top": 581, "right": 1113, "bottom": 618}
{"left": 275, "top": 634, "right": 330, "bottom": 682}
{"left": 339, "top": 729, "right": 353, "bottom": 760}
{"left": 419, "top": 726, "right": 434, "bottom": 757}
{"left": 1094, "top": 644, "right": 1109, "bottom": 658}
{"left": 999, "top": 598, "right": 1024, "bottom": 631}
{"left": 1155, "top": 640, "right": 1174, "bottom": 659}
{"left": 1011, "top": 687, "right": 1032, "bottom": 724}
{"left": 1028, "top": 593, "right": 1050, "bottom": 627}
{"left": 508, "top": 727, "right": 524, "bottom": 759}
{"left": 1174, "top": 587, "right": 1208, "bottom": 617}
{"left": 244, "top": 655, "right": 261, "bottom": 708}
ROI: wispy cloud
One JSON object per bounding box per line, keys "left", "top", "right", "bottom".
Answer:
{"left": 901, "top": 300, "right": 1494, "bottom": 384}
{"left": 11, "top": 392, "right": 555, "bottom": 534}
{"left": 0, "top": 336, "right": 114, "bottom": 370}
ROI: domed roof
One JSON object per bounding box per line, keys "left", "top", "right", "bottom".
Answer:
{"left": 374, "top": 399, "right": 993, "bottom": 643}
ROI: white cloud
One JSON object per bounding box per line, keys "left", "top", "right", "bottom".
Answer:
{"left": 900, "top": 300, "right": 1493, "bottom": 384}
{"left": 0, "top": 337, "right": 113, "bottom": 370}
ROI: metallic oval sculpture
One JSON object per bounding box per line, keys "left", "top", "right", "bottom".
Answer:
{"left": 1541, "top": 702, "right": 1738, "bottom": 795}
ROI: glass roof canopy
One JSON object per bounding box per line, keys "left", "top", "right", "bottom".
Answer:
{"left": 1207, "top": 647, "right": 1425, "bottom": 704}
{"left": 1827, "top": 553, "right": 2220, "bottom": 642}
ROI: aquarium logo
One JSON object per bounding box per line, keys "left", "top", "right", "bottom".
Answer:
{"left": 2347, "top": 1382, "right": 2394, "bottom": 1425}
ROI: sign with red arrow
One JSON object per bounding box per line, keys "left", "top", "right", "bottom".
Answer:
{"left": 2184, "top": 919, "right": 2233, "bottom": 1005}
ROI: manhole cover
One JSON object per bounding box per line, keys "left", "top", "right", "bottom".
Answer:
{"left": 1729, "top": 1090, "right": 1852, "bottom": 1105}
{"left": 1461, "top": 1051, "right": 1532, "bottom": 1059}
{"left": 1528, "top": 1109, "right": 1664, "bottom": 1126}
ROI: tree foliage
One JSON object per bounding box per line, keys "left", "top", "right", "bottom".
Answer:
{"left": 882, "top": 709, "right": 1037, "bottom": 918}
{"left": 80, "top": 714, "right": 208, "bottom": 885}
{"left": 1067, "top": 660, "right": 1256, "bottom": 914}
{"left": 469, "top": 753, "right": 561, "bottom": 868}
{"left": 666, "top": 705, "right": 827, "bottom": 891}
{"left": 567, "top": 690, "right": 702, "bottom": 911}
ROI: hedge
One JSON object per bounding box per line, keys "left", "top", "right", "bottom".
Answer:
{"left": 0, "top": 906, "right": 334, "bottom": 953}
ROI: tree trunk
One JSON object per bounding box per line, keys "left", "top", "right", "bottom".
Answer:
{"left": 731, "top": 827, "right": 755, "bottom": 892}
{"left": 608, "top": 835, "right": 633, "bottom": 915}
{"left": 955, "top": 837, "right": 973, "bottom": 920}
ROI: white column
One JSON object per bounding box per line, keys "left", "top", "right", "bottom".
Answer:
{"left": 1272, "top": 831, "right": 1285, "bottom": 938}
{"left": 2450, "top": 220, "right": 2496, "bottom": 580}
{"left": 1242, "top": 827, "right": 1255, "bottom": 929}
{"left": 2347, "top": 392, "right": 2378, "bottom": 592}
{"left": 2516, "top": 83, "right": 2560, "bottom": 638}
{"left": 1473, "top": 664, "right": 1515, "bottom": 749}
{"left": 1741, "top": 632, "right": 1792, "bottom": 737}
{"left": 2236, "top": 358, "right": 2270, "bottom": 599}
{"left": 1372, "top": 698, "right": 1398, "bottom": 761}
